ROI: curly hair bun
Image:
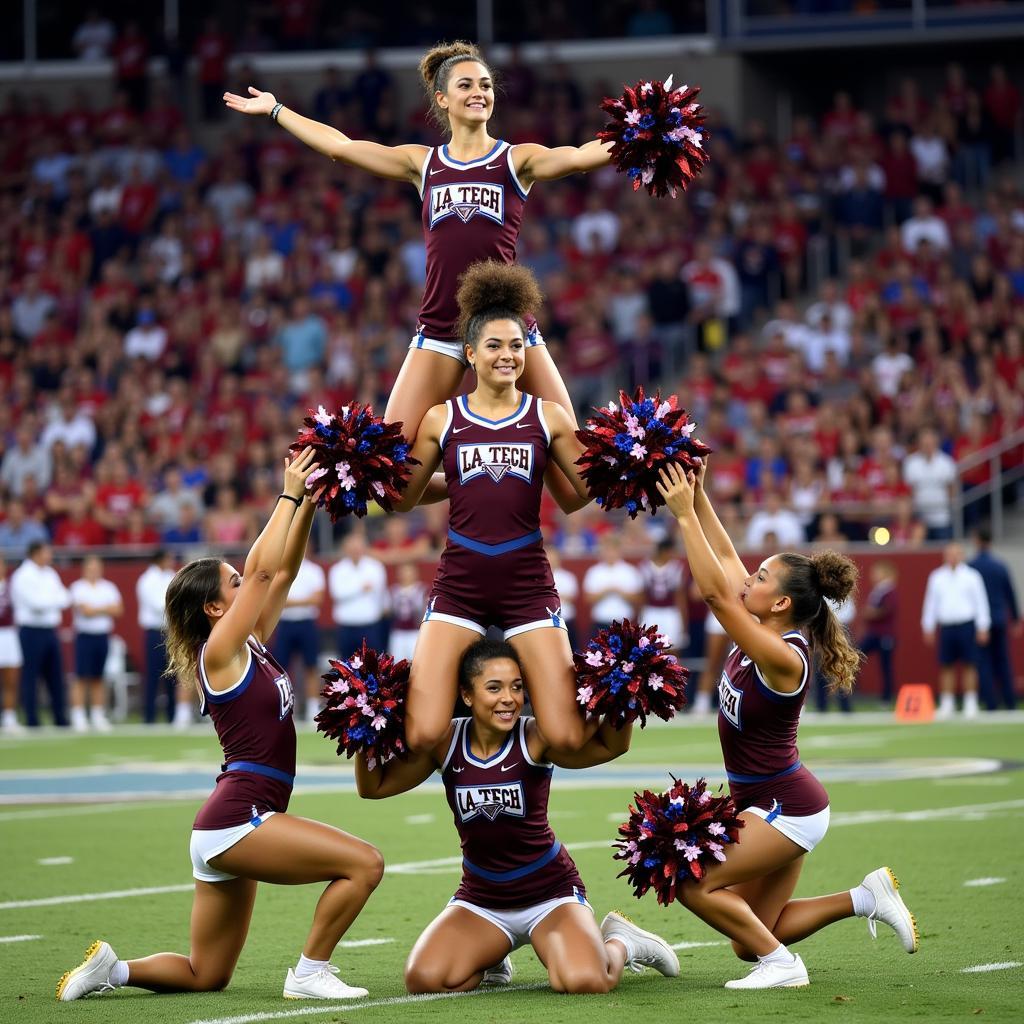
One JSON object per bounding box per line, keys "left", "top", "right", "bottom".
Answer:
{"left": 418, "top": 41, "right": 484, "bottom": 92}
{"left": 811, "top": 550, "right": 858, "bottom": 603}
{"left": 456, "top": 260, "right": 542, "bottom": 338}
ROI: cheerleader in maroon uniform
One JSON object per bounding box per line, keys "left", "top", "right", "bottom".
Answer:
{"left": 655, "top": 460, "right": 918, "bottom": 990}
{"left": 56, "top": 450, "right": 383, "bottom": 1003}
{"left": 639, "top": 536, "right": 687, "bottom": 652}
{"left": 225, "top": 41, "right": 612, "bottom": 505}
{"left": 394, "top": 262, "right": 592, "bottom": 754}
{"left": 356, "top": 639, "right": 678, "bottom": 993}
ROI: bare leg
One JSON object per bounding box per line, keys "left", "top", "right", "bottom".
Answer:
{"left": 385, "top": 348, "right": 466, "bottom": 439}
{"left": 89, "top": 679, "right": 106, "bottom": 713}
{"left": 0, "top": 666, "right": 16, "bottom": 716}
{"left": 211, "top": 813, "right": 384, "bottom": 959}
{"left": 70, "top": 677, "right": 88, "bottom": 714}
{"left": 404, "top": 906, "right": 512, "bottom": 993}
{"left": 127, "top": 877, "right": 257, "bottom": 991}
{"left": 508, "top": 627, "right": 598, "bottom": 753}
{"left": 305, "top": 664, "right": 321, "bottom": 720}
{"left": 961, "top": 662, "right": 979, "bottom": 697}
{"left": 938, "top": 666, "right": 955, "bottom": 698}
{"left": 406, "top": 620, "right": 480, "bottom": 753}
{"left": 531, "top": 904, "right": 626, "bottom": 994}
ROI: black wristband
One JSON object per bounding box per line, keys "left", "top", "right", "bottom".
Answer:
{"left": 278, "top": 493, "right": 302, "bottom": 507}
{"left": 270, "top": 102, "right": 284, "bottom": 122}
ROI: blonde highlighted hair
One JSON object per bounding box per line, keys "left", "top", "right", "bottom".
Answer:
{"left": 417, "top": 40, "right": 493, "bottom": 131}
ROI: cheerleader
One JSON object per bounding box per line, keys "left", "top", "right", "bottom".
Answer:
{"left": 655, "top": 460, "right": 917, "bottom": 989}
{"left": 393, "top": 261, "right": 592, "bottom": 754}
{"left": 57, "top": 450, "right": 382, "bottom": 1002}
{"left": 639, "top": 537, "right": 687, "bottom": 652}
{"left": 356, "top": 638, "right": 679, "bottom": 993}
{"left": 388, "top": 562, "right": 427, "bottom": 663}
{"left": 224, "top": 42, "right": 612, "bottom": 505}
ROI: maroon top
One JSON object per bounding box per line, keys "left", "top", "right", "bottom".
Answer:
{"left": 717, "top": 630, "right": 828, "bottom": 817}
{"left": 193, "top": 635, "right": 297, "bottom": 830}
{"left": 390, "top": 581, "right": 427, "bottom": 631}
{"left": 640, "top": 559, "right": 685, "bottom": 608}
{"left": 443, "top": 716, "right": 585, "bottom": 910}
{"left": 0, "top": 579, "right": 12, "bottom": 628}
{"left": 417, "top": 140, "right": 531, "bottom": 342}
{"left": 864, "top": 580, "right": 897, "bottom": 638}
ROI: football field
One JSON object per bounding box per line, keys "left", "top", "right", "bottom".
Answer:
{"left": 2, "top": 716, "right": 1022, "bottom": 1023}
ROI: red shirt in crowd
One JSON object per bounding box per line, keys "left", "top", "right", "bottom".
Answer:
{"left": 113, "top": 32, "right": 149, "bottom": 81}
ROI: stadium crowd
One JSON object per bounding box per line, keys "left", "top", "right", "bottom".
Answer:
{"left": 0, "top": 54, "right": 1022, "bottom": 565}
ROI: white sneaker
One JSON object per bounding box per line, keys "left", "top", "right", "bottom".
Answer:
{"left": 861, "top": 867, "right": 919, "bottom": 953}
{"left": 70, "top": 709, "right": 89, "bottom": 733}
{"left": 56, "top": 940, "right": 118, "bottom": 1000}
{"left": 691, "top": 692, "right": 713, "bottom": 717}
{"left": 480, "top": 955, "right": 514, "bottom": 986}
{"left": 90, "top": 711, "right": 113, "bottom": 732}
{"left": 283, "top": 965, "right": 368, "bottom": 1000}
{"left": 935, "top": 698, "right": 955, "bottom": 720}
{"left": 173, "top": 705, "right": 193, "bottom": 729}
{"left": 600, "top": 911, "right": 680, "bottom": 977}
{"left": 1, "top": 716, "right": 26, "bottom": 736}
{"left": 724, "top": 952, "right": 809, "bottom": 989}
{"left": 962, "top": 693, "right": 980, "bottom": 718}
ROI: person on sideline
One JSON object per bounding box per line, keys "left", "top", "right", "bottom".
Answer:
{"left": 388, "top": 562, "right": 427, "bottom": 664}
{"left": 356, "top": 639, "right": 679, "bottom": 994}
{"left": 582, "top": 533, "right": 642, "bottom": 638}
{"left": 273, "top": 540, "right": 326, "bottom": 725}
{"left": 0, "top": 557, "right": 25, "bottom": 734}
{"left": 328, "top": 527, "right": 388, "bottom": 659}
{"left": 56, "top": 450, "right": 383, "bottom": 1002}
{"left": 859, "top": 561, "right": 899, "bottom": 705}
{"left": 656, "top": 460, "right": 917, "bottom": 989}
{"left": 639, "top": 536, "right": 688, "bottom": 653}
{"left": 969, "top": 526, "right": 1020, "bottom": 710}
{"left": 921, "top": 542, "right": 991, "bottom": 718}
{"left": 10, "top": 541, "right": 70, "bottom": 728}
{"left": 69, "top": 555, "right": 123, "bottom": 732}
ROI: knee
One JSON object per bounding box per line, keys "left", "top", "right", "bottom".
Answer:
{"left": 404, "top": 961, "right": 447, "bottom": 995}
{"left": 552, "top": 969, "right": 613, "bottom": 995}
{"left": 731, "top": 940, "right": 758, "bottom": 962}
{"left": 357, "top": 844, "right": 385, "bottom": 890}
{"left": 197, "top": 968, "right": 233, "bottom": 992}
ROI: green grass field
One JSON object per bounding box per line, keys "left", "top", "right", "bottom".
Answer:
{"left": 2, "top": 717, "right": 1023, "bottom": 1023}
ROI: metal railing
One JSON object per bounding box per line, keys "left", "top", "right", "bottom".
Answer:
{"left": 954, "top": 426, "right": 1024, "bottom": 541}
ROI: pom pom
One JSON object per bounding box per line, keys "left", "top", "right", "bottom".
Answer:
{"left": 575, "top": 386, "right": 712, "bottom": 518}
{"left": 290, "top": 403, "right": 420, "bottom": 520}
{"left": 613, "top": 776, "right": 745, "bottom": 905}
{"left": 598, "top": 77, "right": 710, "bottom": 199}
{"left": 315, "top": 642, "right": 408, "bottom": 771}
{"left": 574, "top": 619, "right": 689, "bottom": 727}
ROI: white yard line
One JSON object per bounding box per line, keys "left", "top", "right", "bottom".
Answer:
{"left": 0, "top": 884, "right": 193, "bottom": 911}
{"left": 403, "top": 815, "right": 435, "bottom": 826}
{"left": 338, "top": 938, "right": 394, "bottom": 948}
{"left": 961, "top": 961, "right": 1022, "bottom": 973}
{"left": 37, "top": 856, "right": 73, "bottom": 865}
{"left": 187, "top": 983, "right": 550, "bottom": 1024}
{"left": 963, "top": 877, "right": 1006, "bottom": 887}
{"left": 671, "top": 940, "right": 726, "bottom": 949}
{"left": 0, "top": 934, "right": 41, "bottom": 943}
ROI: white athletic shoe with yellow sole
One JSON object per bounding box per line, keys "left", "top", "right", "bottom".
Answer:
{"left": 724, "top": 952, "right": 810, "bottom": 989}
{"left": 600, "top": 911, "right": 680, "bottom": 977}
{"left": 56, "top": 940, "right": 118, "bottom": 1001}
{"left": 283, "top": 965, "right": 368, "bottom": 999}
{"left": 862, "top": 866, "right": 919, "bottom": 953}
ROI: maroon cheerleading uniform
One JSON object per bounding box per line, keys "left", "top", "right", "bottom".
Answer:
{"left": 424, "top": 394, "right": 564, "bottom": 634}
{"left": 415, "top": 140, "right": 538, "bottom": 344}
{"left": 390, "top": 582, "right": 427, "bottom": 632}
{"left": 640, "top": 559, "right": 684, "bottom": 609}
{"left": 193, "top": 635, "right": 297, "bottom": 830}
{"left": 442, "top": 716, "right": 585, "bottom": 910}
{"left": 717, "top": 630, "right": 828, "bottom": 817}
{"left": 0, "top": 580, "right": 13, "bottom": 627}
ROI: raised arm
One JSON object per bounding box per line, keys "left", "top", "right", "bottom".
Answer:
{"left": 543, "top": 402, "right": 592, "bottom": 514}
{"left": 254, "top": 495, "right": 318, "bottom": 643}
{"left": 393, "top": 404, "right": 446, "bottom": 513}
{"left": 691, "top": 456, "right": 750, "bottom": 596}
{"left": 513, "top": 140, "right": 613, "bottom": 188}
{"left": 354, "top": 724, "right": 452, "bottom": 799}
{"left": 223, "top": 87, "right": 428, "bottom": 185}
{"left": 206, "top": 449, "right": 319, "bottom": 671}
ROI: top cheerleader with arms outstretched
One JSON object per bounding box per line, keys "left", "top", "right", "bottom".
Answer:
{"left": 225, "top": 42, "right": 611, "bottom": 480}
{"left": 653, "top": 459, "right": 919, "bottom": 990}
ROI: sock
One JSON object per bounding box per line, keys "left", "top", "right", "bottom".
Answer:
{"left": 606, "top": 931, "right": 636, "bottom": 961}
{"left": 849, "top": 883, "right": 875, "bottom": 918}
{"left": 90, "top": 706, "right": 108, "bottom": 722}
{"left": 939, "top": 693, "right": 955, "bottom": 711}
{"left": 963, "top": 691, "right": 979, "bottom": 712}
{"left": 693, "top": 692, "right": 712, "bottom": 714}
{"left": 110, "top": 960, "right": 129, "bottom": 987}
{"left": 70, "top": 706, "right": 88, "bottom": 725}
{"left": 1, "top": 709, "right": 17, "bottom": 726}
{"left": 174, "top": 703, "right": 192, "bottom": 723}
{"left": 758, "top": 943, "right": 796, "bottom": 965}
{"left": 294, "top": 954, "right": 330, "bottom": 979}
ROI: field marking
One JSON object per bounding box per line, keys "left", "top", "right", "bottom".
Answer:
{"left": 671, "top": 940, "right": 726, "bottom": 949}
{"left": 830, "top": 799, "right": 1024, "bottom": 827}
{"left": 0, "top": 884, "right": 193, "bottom": 910}
{"left": 961, "top": 961, "right": 1022, "bottom": 973}
{"left": 188, "top": 983, "right": 551, "bottom": 1024}
{"left": 338, "top": 938, "right": 394, "bottom": 948}
{"left": 37, "top": 856, "right": 73, "bottom": 865}
{"left": 403, "top": 815, "right": 435, "bottom": 826}
{"left": 963, "top": 877, "right": 1006, "bottom": 887}
{"left": 0, "top": 934, "right": 41, "bottom": 943}
{"left": 0, "top": 801, "right": 173, "bottom": 822}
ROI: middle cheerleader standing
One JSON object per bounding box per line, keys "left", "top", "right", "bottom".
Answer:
{"left": 395, "top": 261, "right": 594, "bottom": 754}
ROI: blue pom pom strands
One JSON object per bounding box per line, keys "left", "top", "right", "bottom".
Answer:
{"left": 598, "top": 76, "right": 710, "bottom": 199}
{"left": 613, "top": 776, "right": 745, "bottom": 905}
{"left": 575, "top": 386, "right": 712, "bottom": 519}
{"left": 315, "top": 642, "right": 409, "bottom": 771}
{"left": 289, "top": 403, "right": 419, "bottom": 520}
{"left": 574, "top": 619, "right": 689, "bottom": 727}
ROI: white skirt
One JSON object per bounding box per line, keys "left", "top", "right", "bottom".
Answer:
{"left": 0, "top": 627, "right": 22, "bottom": 669}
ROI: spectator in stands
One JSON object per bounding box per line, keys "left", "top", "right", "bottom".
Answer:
{"left": 745, "top": 490, "right": 804, "bottom": 549}
{"left": 69, "top": 555, "right": 122, "bottom": 732}
{"left": 273, "top": 540, "right": 326, "bottom": 725}
{"left": 970, "top": 526, "right": 1020, "bottom": 711}
{"left": 903, "top": 428, "right": 958, "bottom": 541}
{"left": 163, "top": 504, "right": 204, "bottom": 547}
{"left": 983, "top": 64, "right": 1021, "bottom": 164}
{"left": 909, "top": 116, "right": 950, "bottom": 204}
{"left": 0, "top": 499, "right": 49, "bottom": 556}
{"left": 12, "top": 273, "right": 56, "bottom": 340}
{"left": 900, "top": 195, "right": 951, "bottom": 254}
{"left": 194, "top": 18, "right": 231, "bottom": 122}
{"left": 113, "top": 20, "right": 150, "bottom": 113}
{"left": 860, "top": 561, "right": 899, "bottom": 705}
{"left": 328, "top": 527, "right": 388, "bottom": 659}
{"left": 51, "top": 495, "right": 106, "bottom": 548}
{"left": 0, "top": 557, "right": 24, "bottom": 734}
{"left": 72, "top": 8, "right": 115, "bottom": 60}
{"left": 149, "top": 467, "right": 204, "bottom": 535}
{"left": 682, "top": 239, "right": 740, "bottom": 353}
{"left": 10, "top": 541, "right": 70, "bottom": 728}
{"left": 583, "top": 533, "right": 641, "bottom": 638}
{"left": 922, "top": 542, "right": 991, "bottom": 719}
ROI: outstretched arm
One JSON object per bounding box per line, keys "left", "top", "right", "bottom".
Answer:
{"left": 223, "top": 87, "right": 428, "bottom": 185}
{"left": 514, "top": 141, "right": 613, "bottom": 187}
{"left": 534, "top": 716, "right": 632, "bottom": 770}
{"left": 691, "top": 457, "right": 749, "bottom": 596}
{"left": 355, "top": 725, "right": 451, "bottom": 799}
{"left": 254, "top": 496, "right": 317, "bottom": 643}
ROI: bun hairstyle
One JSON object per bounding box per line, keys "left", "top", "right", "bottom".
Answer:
{"left": 458, "top": 638, "right": 522, "bottom": 693}
{"left": 775, "top": 550, "right": 863, "bottom": 694}
{"left": 418, "top": 41, "right": 493, "bottom": 131}
{"left": 456, "top": 260, "right": 542, "bottom": 350}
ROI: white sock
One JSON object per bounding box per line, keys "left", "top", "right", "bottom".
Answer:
{"left": 693, "top": 692, "right": 712, "bottom": 714}
{"left": 758, "top": 943, "right": 796, "bottom": 965}
{"left": 1, "top": 709, "right": 17, "bottom": 726}
{"left": 939, "top": 693, "right": 955, "bottom": 711}
{"left": 295, "top": 954, "right": 330, "bottom": 979}
{"left": 963, "top": 692, "right": 979, "bottom": 712}
{"left": 110, "top": 960, "right": 129, "bottom": 987}
{"left": 174, "top": 703, "right": 192, "bottom": 723}
{"left": 70, "top": 706, "right": 88, "bottom": 725}
{"left": 90, "top": 706, "right": 108, "bottom": 722}
{"left": 849, "top": 883, "right": 874, "bottom": 918}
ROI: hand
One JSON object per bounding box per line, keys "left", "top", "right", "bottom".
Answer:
{"left": 656, "top": 462, "right": 696, "bottom": 519}
{"left": 923, "top": 631, "right": 935, "bottom": 646}
{"left": 223, "top": 86, "right": 277, "bottom": 116}
{"left": 692, "top": 450, "right": 708, "bottom": 491}
{"left": 283, "top": 447, "right": 319, "bottom": 499}
{"left": 977, "top": 629, "right": 990, "bottom": 646}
